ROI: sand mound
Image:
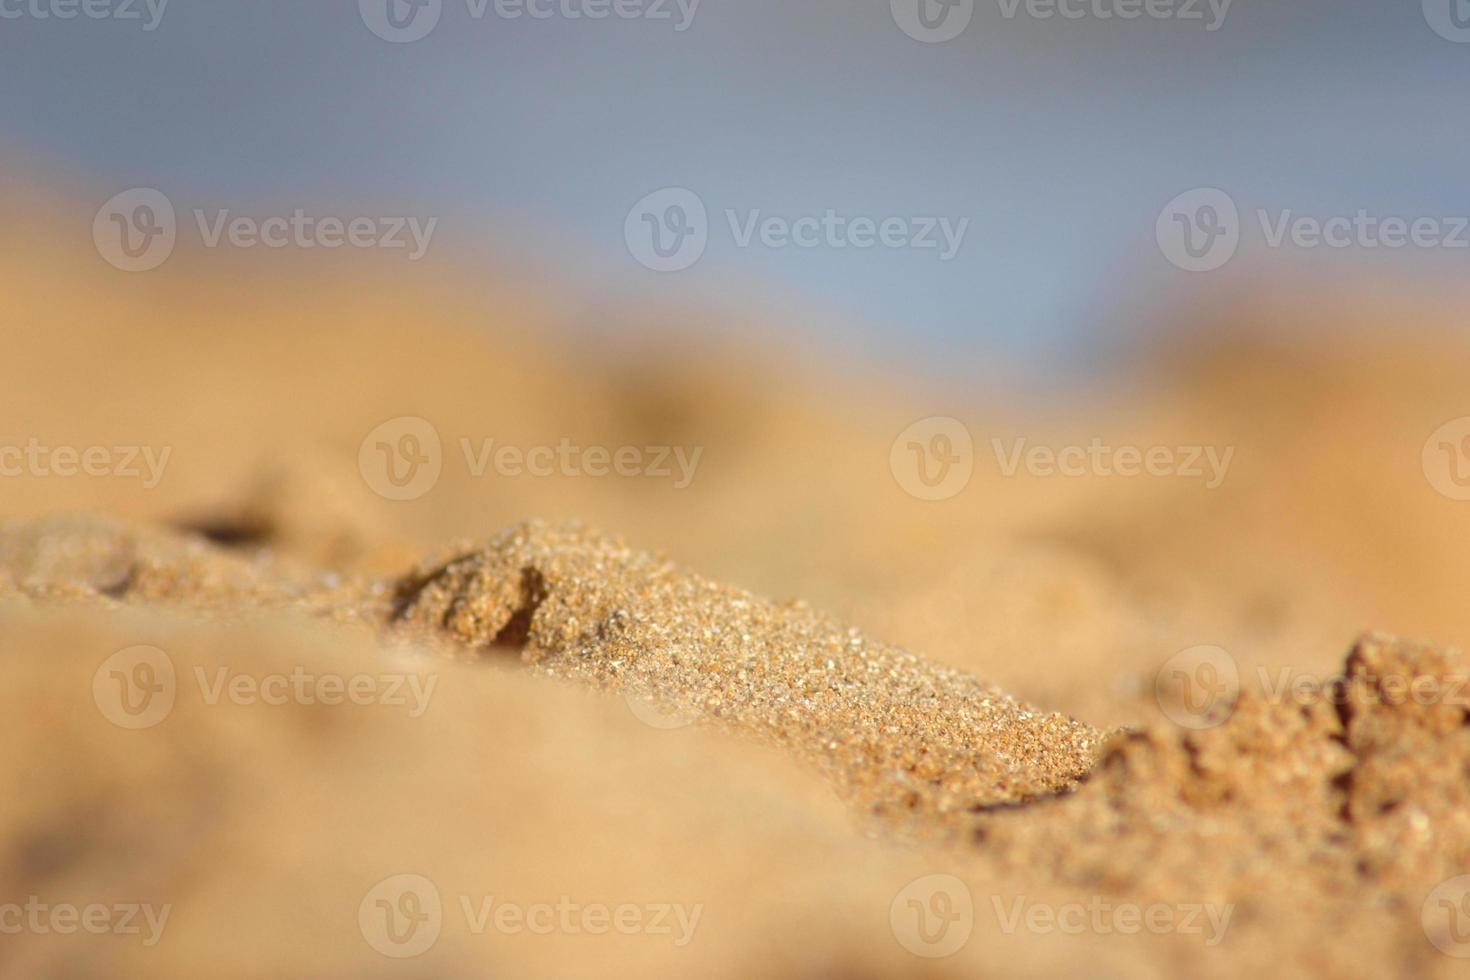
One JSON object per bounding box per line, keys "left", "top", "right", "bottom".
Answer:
{"left": 979, "top": 633, "right": 1470, "bottom": 891}
{"left": 1, "top": 516, "right": 1103, "bottom": 820}
{"left": 4, "top": 514, "right": 1470, "bottom": 976}
{"left": 6, "top": 200, "right": 1470, "bottom": 975}
{"left": 390, "top": 521, "right": 1103, "bottom": 819}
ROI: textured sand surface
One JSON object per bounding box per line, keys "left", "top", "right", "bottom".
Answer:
{"left": 3, "top": 515, "right": 1469, "bottom": 978}
{"left": 391, "top": 522, "right": 1104, "bottom": 819}
{"left": 4, "top": 185, "right": 1470, "bottom": 977}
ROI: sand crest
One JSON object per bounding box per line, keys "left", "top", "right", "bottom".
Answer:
{"left": 390, "top": 521, "right": 1105, "bottom": 818}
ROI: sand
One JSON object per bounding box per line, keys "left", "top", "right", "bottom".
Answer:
{"left": 4, "top": 185, "right": 1470, "bottom": 977}
{"left": 390, "top": 522, "right": 1104, "bottom": 818}
{"left": 4, "top": 513, "right": 1469, "bottom": 977}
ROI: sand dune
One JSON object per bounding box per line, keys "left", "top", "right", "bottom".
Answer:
{"left": 4, "top": 185, "right": 1470, "bottom": 976}
{"left": 3, "top": 513, "right": 1469, "bottom": 977}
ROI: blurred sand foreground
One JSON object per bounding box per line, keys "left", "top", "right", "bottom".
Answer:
{"left": 4, "top": 183, "right": 1470, "bottom": 978}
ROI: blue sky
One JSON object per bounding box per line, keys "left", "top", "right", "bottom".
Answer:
{"left": 4, "top": 0, "right": 1468, "bottom": 371}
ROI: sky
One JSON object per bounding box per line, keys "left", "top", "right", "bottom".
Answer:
{"left": 4, "top": 0, "right": 1468, "bottom": 372}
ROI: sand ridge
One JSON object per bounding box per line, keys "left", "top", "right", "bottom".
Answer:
{"left": 2, "top": 514, "right": 1470, "bottom": 976}
{"left": 389, "top": 521, "right": 1106, "bottom": 820}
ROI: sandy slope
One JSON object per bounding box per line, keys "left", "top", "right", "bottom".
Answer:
{"left": 4, "top": 182, "right": 1470, "bottom": 976}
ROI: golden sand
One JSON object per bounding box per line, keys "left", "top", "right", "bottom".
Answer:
{"left": 394, "top": 522, "right": 1105, "bottom": 818}
{"left": 3, "top": 514, "right": 1469, "bottom": 977}
{"left": 5, "top": 194, "right": 1470, "bottom": 977}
